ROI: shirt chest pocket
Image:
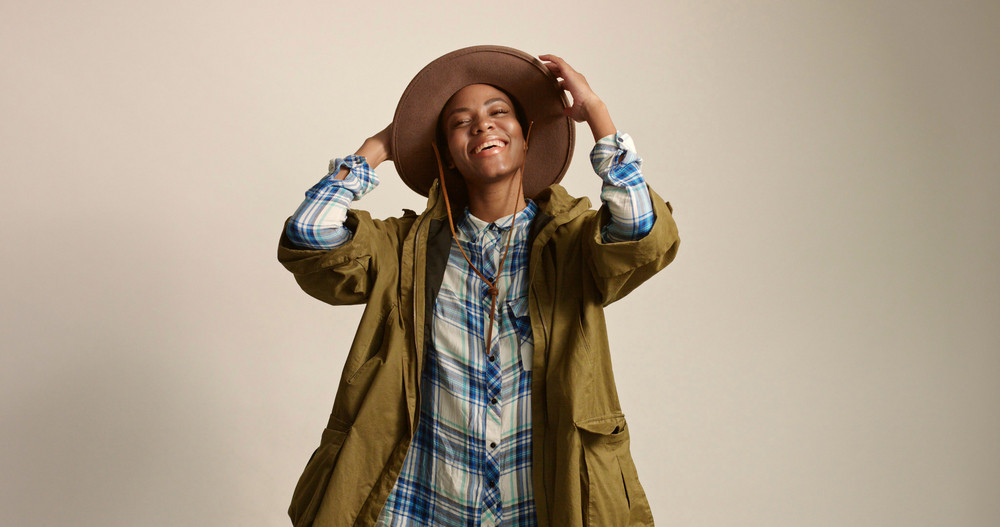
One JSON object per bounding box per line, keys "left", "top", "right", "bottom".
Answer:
{"left": 505, "top": 294, "right": 533, "bottom": 372}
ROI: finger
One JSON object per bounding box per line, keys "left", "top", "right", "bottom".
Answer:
{"left": 539, "top": 55, "right": 568, "bottom": 73}
{"left": 541, "top": 54, "right": 575, "bottom": 73}
{"left": 542, "top": 62, "right": 562, "bottom": 78}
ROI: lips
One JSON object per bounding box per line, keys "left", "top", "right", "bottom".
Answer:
{"left": 470, "top": 138, "right": 508, "bottom": 155}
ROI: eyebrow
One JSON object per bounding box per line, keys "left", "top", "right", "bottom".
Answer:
{"left": 444, "top": 98, "right": 510, "bottom": 119}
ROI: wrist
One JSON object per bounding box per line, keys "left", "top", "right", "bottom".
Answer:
{"left": 357, "top": 136, "right": 389, "bottom": 168}
{"left": 583, "top": 99, "right": 616, "bottom": 141}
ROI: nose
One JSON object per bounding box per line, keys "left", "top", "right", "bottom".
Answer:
{"left": 472, "top": 114, "right": 495, "bottom": 135}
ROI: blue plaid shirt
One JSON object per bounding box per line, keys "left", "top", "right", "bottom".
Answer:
{"left": 287, "top": 132, "right": 655, "bottom": 526}
{"left": 378, "top": 201, "right": 539, "bottom": 527}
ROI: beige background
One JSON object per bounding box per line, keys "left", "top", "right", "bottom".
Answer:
{"left": 2, "top": 0, "right": 998, "bottom": 525}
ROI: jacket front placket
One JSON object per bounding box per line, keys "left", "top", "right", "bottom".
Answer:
{"left": 402, "top": 182, "right": 447, "bottom": 437}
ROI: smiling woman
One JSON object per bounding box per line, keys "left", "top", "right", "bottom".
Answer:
{"left": 277, "top": 45, "right": 679, "bottom": 527}
{"left": 438, "top": 84, "right": 529, "bottom": 224}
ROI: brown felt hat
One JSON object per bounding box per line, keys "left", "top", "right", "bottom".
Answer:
{"left": 392, "top": 45, "right": 575, "bottom": 199}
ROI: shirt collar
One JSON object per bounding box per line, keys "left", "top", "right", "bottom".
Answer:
{"left": 458, "top": 199, "right": 538, "bottom": 241}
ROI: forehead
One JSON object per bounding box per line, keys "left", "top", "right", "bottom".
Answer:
{"left": 442, "top": 84, "right": 512, "bottom": 113}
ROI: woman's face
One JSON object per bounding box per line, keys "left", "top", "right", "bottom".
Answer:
{"left": 439, "top": 84, "right": 526, "bottom": 188}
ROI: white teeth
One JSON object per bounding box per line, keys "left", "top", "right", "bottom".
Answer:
{"left": 474, "top": 140, "right": 505, "bottom": 154}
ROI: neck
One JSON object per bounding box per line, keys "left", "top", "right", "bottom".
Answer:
{"left": 464, "top": 170, "right": 526, "bottom": 223}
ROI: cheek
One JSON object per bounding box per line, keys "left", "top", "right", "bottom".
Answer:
{"left": 446, "top": 145, "right": 464, "bottom": 168}
{"left": 445, "top": 131, "right": 464, "bottom": 158}
{"left": 507, "top": 122, "right": 525, "bottom": 147}
{"left": 436, "top": 132, "right": 460, "bottom": 166}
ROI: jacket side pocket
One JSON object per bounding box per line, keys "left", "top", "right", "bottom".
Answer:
{"left": 347, "top": 304, "right": 397, "bottom": 385}
{"left": 288, "top": 416, "right": 352, "bottom": 527}
{"left": 576, "top": 414, "right": 631, "bottom": 527}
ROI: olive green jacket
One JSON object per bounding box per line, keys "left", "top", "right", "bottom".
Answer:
{"left": 278, "top": 179, "right": 679, "bottom": 527}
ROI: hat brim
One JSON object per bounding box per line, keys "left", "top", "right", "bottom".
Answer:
{"left": 392, "top": 45, "right": 575, "bottom": 199}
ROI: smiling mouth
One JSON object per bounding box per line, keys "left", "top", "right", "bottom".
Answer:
{"left": 471, "top": 139, "right": 507, "bottom": 155}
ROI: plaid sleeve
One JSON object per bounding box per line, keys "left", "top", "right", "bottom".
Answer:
{"left": 284, "top": 154, "right": 380, "bottom": 249}
{"left": 589, "top": 131, "right": 656, "bottom": 242}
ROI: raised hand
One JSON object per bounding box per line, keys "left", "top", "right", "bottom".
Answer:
{"left": 538, "top": 54, "right": 616, "bottom": 140}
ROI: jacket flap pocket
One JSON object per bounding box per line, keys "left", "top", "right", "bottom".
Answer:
{"left": 574, "top": 413, "right": 627, "bottom": 436}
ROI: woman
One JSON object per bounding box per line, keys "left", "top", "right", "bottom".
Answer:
{"left": 279, "top": 45, "right": 679, "bottom": 527}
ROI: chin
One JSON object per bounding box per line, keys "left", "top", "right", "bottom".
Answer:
{"left": 459, "top": 158, "right": 524, "bottom": 185}
{"left": 461, "top": 168, "right": 521, "bottom": 188}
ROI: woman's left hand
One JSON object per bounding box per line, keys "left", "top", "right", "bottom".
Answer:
{"left": 539, "top": 54, "right": 605, "bottom": 123}
{"left": 539, "top": 54, "right": 617, "bottom": 141}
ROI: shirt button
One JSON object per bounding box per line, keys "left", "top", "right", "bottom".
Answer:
{"left": 488, "top": 480, "right": 495, "bottom": 487}
{"left": 488, "top": 354, "right": 496, "bottom": 362}
{"left": 490, "top": 441, "right": 497, "bottom": 449}
{"left": 490, "top": 397, "right": 498, "bottom": 405}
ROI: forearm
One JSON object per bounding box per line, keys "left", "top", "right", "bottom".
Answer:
{"left": 288, "top": 123, "right": 391, "bottom": 247}
{"left": 286, "top": 186, "right": 355, "bottom": 248}
{"left": 537, "top": 54, "right": 656, "bottom": 241}
{"left": 286, "top": 154, "right": 380, "bottom": 249}
{"left": 583, "top": 99, "right": 617, "bottom": 142}
{"left": 332, "top": 136, "right": 390, "bottom": 179}
{"left": 590, "top": 132, "right": 655, "bottom": 243}
{"left": 332, "top": 126, "right": 392, "bottom": 180}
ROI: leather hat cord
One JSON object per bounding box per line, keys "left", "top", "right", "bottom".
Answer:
{"left": 431, "top": 122, "right": 532, "bottom": 352}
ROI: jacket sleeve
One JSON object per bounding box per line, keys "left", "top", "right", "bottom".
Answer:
{"left": 582, "top": 183, "right": 679, "bottom": 306}
{"left": 277, "top": 208, "right": 416, "bottom": 305}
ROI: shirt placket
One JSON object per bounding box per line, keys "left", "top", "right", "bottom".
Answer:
{"left": 478, "top": 224, "right": 504, "bottom": 527}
